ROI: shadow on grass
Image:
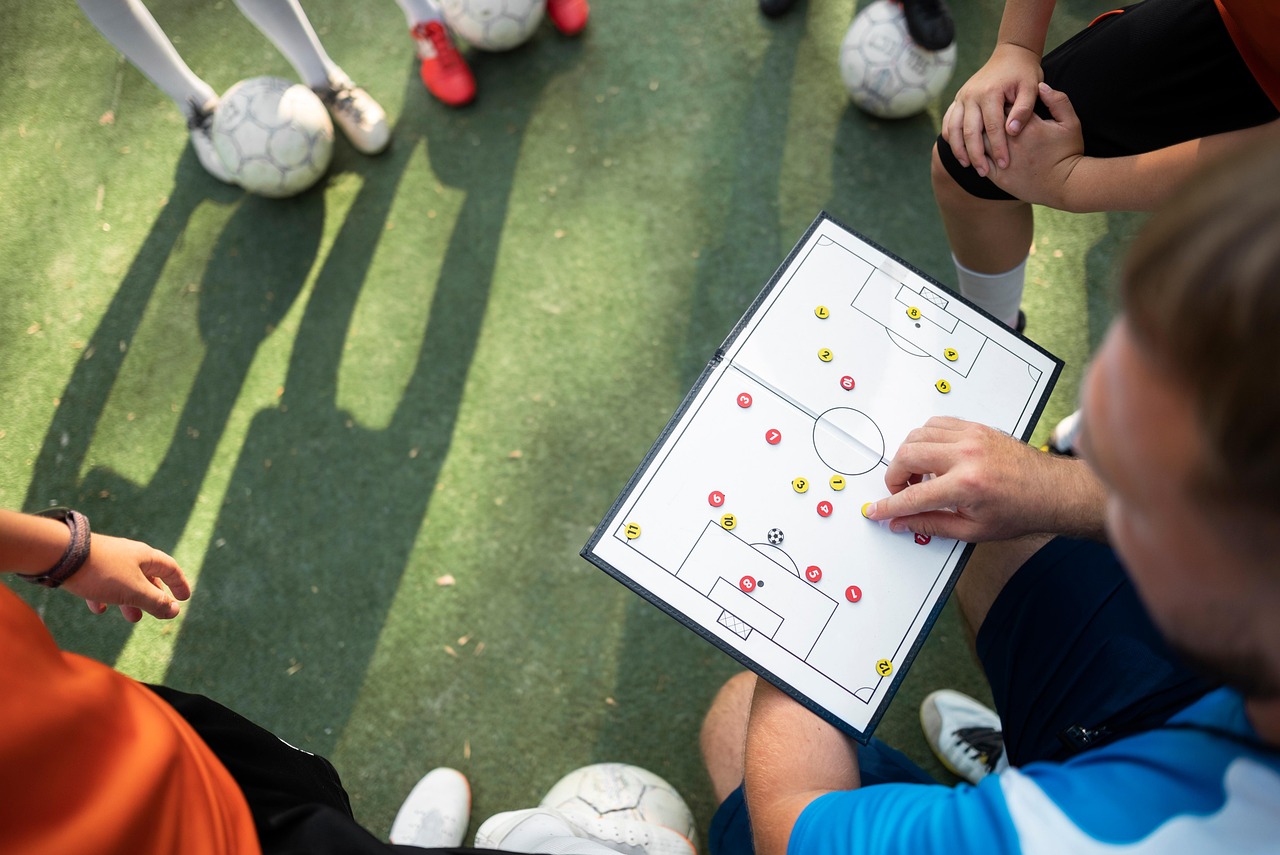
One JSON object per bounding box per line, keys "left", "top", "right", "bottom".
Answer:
{"left": 163, "top": 48, "right": 580, "bottom": 752}
{"left": 676, "top": 0, "right": 809, "bottom": 390}
{"left": 20, "top": 153, "right": 255, "bottom": 655}
{"left": 23, "top": 44, "right": 579, "bottom": 755}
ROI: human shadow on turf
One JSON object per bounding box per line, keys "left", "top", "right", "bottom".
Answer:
{"left": 677, "top": 2, "right": 810, "bottom": 390}
{"left": 161, "top": 51, "right": 576, "bottom": 754}
{"left": 16, "top": 154, "right": 310, "bottom": 659}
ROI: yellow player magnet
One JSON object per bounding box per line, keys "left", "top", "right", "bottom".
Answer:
{"left": 792, "top": 477, "right": 809, "bottom": 493}
{"left": 906, "top": 306, "right": 922, "bottom": 320}
{"left": 944, "top": 348, "right": 959, "bottom": 362}
{"left": 875, "top": 659, "right": 893, "bottom": 677}
{"left": 935, "top": 379, "right": 952, "bottom": 394}
{"left": 861, "top": 502, "right": 873, "bottom": 518}
{"left": 817, "top": 348, "right": 834, "bottom": 362}
{"left": 814, "top": 305, "right": 830, "bottom": 319}
{"left": 720, "top": 513, "right": 737, "bottom": 531}
{"left": 829, "top": 475, "right": 846, "bottom": 491}
{"left": 624, "top": 522, "right": 641, "bottom": 540}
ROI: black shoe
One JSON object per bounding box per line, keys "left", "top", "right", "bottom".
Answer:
{"left": 759, "top": 0, "right": 799, "bottom": 18}
{"left": 901, "top": 0, "right": 955, "bottom": 51}
{"left": 1015, "top": 309, "right": 1026, "bottom": 334}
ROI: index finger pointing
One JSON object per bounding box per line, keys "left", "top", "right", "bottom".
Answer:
{"left": 864, "top": 477, "right": 957, "bottom": 522}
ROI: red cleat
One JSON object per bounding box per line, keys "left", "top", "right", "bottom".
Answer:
{"left": 546, "top": 0, "right": 590, "bottom": 36}
{"left": 412, "top": 20, "right": 476, "bottom": 107}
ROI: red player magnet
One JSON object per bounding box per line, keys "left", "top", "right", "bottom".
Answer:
{"left": 708, "top": 490, "right": 726, "bottom": 508}
{"left": 840, "top": 375, "right": 856, "bottom": 391}
{"left": 765, "top": 428, "right": 782, "bottom": 445}
{"left": 805, "top": 565, "right": 823, "bottom": 583}
{"left": 739, "top": 576, "right": 757, "bottom": 593}
{"left": 914, "top": 533, "right": 932, "bottom": 545}
{"left": 737, "top": 392, "right": 753, "bottom": 408}
{"left": 845, "top": 585, "right": 862, "bottom": 603}
{"left": 816, "top": 501, "right": 833, "bottom": 517}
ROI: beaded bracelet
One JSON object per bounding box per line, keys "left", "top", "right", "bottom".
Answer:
{"left": 17, "top": 508, "right": 92, "bottom": 589}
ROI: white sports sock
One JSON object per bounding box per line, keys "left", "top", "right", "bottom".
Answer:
{"left": 233, "top": 0, "right": 337, "bottom": 89}
{"left": 395, "top": 0, "right": 445, "bottom": 27}
{"left": 77, "top": 0, "right": 218, "bottom": 119}
{"left": 953, "top": 254, "right": 1027, "bottom": 329}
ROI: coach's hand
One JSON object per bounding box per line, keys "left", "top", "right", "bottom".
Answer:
{"left": 861, "top": 417, "right": 1106, "bottom": 543}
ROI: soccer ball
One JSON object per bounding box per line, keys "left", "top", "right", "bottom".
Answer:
{"left": 839, "top": 0, "right": 956, "bottom": 120}
{"left": 767, "top": 528, "right": 785, "bottom": 545}
{"left": 211, "top": 76, "right": 334, "bottom": 198}
{"left": 540, "top": 763, "right": 697, "bottom": 842}
{"left": 440, "top": 0, "right": 545, "bottom": 51}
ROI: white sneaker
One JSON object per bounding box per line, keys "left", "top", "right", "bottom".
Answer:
{"left": 389, "top": 767, "right": 470, "bottom": 847}
{"left": 186, "top": 100, "right": 237, "bottom": 185}
{"left": 475, "top": 807, "right": 696, "bottom": 855}
{"left": 1047, "top": 408, "right": 1083, "bottom": 456}
{"left": 314, "top": 74, "right": 389, "bottom": 155}
{"left": 920, "top": 689, "right": 1009, "bottom": 785}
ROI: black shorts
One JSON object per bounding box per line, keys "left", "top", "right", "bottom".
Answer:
{"left": 707, "top": 537, "right": 1215, "bottom": 855}
{"left": 938, "top": 0, "right": 1279, "bottom": 201}
{"left": 151, "top": 685, "right": 500, "bottom": 854}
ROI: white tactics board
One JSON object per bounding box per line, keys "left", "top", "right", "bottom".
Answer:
{"left": 583, "top": 213, "right": 1062, "bottom": 741}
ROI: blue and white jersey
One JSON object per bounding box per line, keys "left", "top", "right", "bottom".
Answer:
{"left": 790, "top": 688, "right": 1280, "bottom": 854}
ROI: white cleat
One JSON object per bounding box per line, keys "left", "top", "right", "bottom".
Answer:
{"left": 186, "top": 100, "right": 237, "bottom": 185}
{"left": 390, "top": 767, "right": 471, "bottom": 847}
{"left": 314, "top": 75, "right": 389, "bottom": 155}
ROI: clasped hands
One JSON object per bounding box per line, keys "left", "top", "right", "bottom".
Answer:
{"left": 942, "top": 43, "right": 1086, "bottom": 209}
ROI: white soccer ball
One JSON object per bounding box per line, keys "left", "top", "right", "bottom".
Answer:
{"left": 839, "top": 0, "right": 956, "bottom": 120}
{"left": 540, "top": 763, "right": 697, "bottom": 842}
{"left": 440, "top": 0, "right": 545, "bottom": 51}
{"left": 211, "top": 76, "right": 334, "bottom": 198}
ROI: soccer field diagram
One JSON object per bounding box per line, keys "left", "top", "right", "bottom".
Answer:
{"left": 585, "top": 214, "right": 1061, "bottom": 740}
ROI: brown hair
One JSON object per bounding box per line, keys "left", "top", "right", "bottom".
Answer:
{"left": 1122, "top": 140, "right": 1280, "bottom": 518}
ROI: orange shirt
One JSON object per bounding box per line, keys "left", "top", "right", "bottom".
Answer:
{"left": 1217, "top": 0, "right": 1280, "bottom": 110}
{"left": 0, "top": 584, "right": 261, "bottom": 855}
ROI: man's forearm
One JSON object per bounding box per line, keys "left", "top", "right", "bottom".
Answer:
{"left": 1041, "top": 456, "right": 1108, "bottom": 541}
{"left": 744, "top": 681, "right": 860, "bottom": 855}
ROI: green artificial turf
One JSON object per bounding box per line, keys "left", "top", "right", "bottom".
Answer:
{"left": 1, "top": 0, "right": 1141, "bottom": 846}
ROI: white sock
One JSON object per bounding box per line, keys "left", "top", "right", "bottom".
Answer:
{"left": 953, "top": 254, "right": 1027, "bottom": 329}
{"left": 395, "top": 0, "right": 444, "bottom": 27}
{"left": 77, "top": 0, "right": 218, "bottom": 118}
{"left": 233, "top": 0, "right": 338, "bottom": 89}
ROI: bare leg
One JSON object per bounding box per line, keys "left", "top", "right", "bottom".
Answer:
{"left": 931, "top": 144, "right": 1034, "bottom": 274}
{"left": 954, "top": 535, "right": 1053, "bottom": 645}
{"left": 700, "top": 671, "right": 757, "bottom": 802}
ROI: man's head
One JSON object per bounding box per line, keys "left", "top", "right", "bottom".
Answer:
{"left": 1080, "top": 141, "right": 1280, "bottom": 699}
